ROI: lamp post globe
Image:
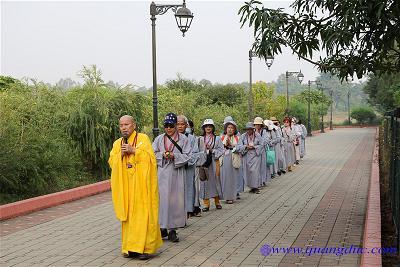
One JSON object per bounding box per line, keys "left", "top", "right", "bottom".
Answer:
{"left": 265, "top": 54, "right": 274, "bottom": 69}
{"left": 175, "top": 3, "right": 193, "bottom": 36}
{"left": 297, "top": 71, "right": 304, "bottom": 83}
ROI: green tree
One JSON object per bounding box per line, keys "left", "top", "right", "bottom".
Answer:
{"left": 65, "top": 65, "right": 148, "bottom": 178}
{"left": 239, "top": 0, "right": 400, "bottom": 79}
{"left": 363, "top": 73, "right": 400, "bottom": 112}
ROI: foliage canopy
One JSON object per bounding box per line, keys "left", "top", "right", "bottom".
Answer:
{"left": 239, "top": 0, "right": 400, "bottom": 80}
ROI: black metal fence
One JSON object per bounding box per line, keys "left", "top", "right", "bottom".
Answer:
{"left": 381, "top": 107, "right": 400, "bottom": 250}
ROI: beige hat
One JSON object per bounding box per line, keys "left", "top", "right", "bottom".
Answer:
{"left": 270, "top": 116, "right": 278, "bottom": 121}
{"left": 253, "top": 117, "right": 263, "bottom": 125}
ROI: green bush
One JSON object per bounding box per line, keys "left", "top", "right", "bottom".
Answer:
{"left": 350, "top": 106, "right": 377, "bottom": 124}
{"left": 0, "top": 80, "right": 87, "bottom": 203}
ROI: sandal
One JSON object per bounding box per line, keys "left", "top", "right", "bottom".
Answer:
{"left": 226, "top": 200, "right": 234, "bottom": 204}
{"left": 216, "top": 204, "right": 222, "bottom": 209}
{"left": 202, "top": 207, "right": 209, "bottom": 212}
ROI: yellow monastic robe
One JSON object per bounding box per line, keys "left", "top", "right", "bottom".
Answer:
{"left": 108, "top": 131, "right": 163, "bottom": 254}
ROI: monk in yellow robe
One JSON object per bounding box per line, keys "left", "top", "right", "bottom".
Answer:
{"left": 108, "top": 115, "right": 162, "bottom": 260}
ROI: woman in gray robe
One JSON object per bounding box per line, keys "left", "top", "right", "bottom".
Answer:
{"left": 222, "top": 116, "right": 244, "bottom": 199}
{"left": 264, "top": 119, "right": 279, "bottom": 177}
{"left": 282, "top": 117, "right": 296, "bottom": 172}
{"left": 237, "top": 122, "right": 264, "bottom": 194}
{"left": 298, "top": 120, "right": 307, "bottom": 159}
{"left": 152, "top": 113, "right": 192, "bottom": 242}
{"left": 177, "top": 115, "right": 199, "bottom": 217}
{"left": 198, "top": 119, "right": 224, "bottom": 212}
{"left": 254, "top": 117, "right": 271, "bottom": 185}
{"left": 291, "top": 117, "right": 302, "bottom": 165}
{"left": 270, "top": 117, "right": 287, "bottom": 174}
{"left": 219, "top": 120, "right": 241, "bottom": 204}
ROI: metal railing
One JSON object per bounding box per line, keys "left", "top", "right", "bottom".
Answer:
{"left": 381, "top": 107, "right": 400, "bottom": 250}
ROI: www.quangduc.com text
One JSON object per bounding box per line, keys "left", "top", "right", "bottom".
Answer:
{"left": 260, "top": 244, "right": 398, "bottom": 257}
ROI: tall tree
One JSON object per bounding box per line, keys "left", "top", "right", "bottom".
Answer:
{"left": 363, "top": 73, "right": 400, "bottom": 112}
{"left": 239, "top": 0, "right": 400, "bottom": 80}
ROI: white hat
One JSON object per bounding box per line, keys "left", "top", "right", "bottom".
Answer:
{"left": 202, "top": 118, "right": 215, "bottom": 127}
{"left": 263, "top": 120, "right": 274, "bottom": 130}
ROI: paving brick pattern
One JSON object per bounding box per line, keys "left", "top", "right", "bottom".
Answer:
{"left": 0, "top": 128, "right": 375, "bottom": 267}
{"left": 1, "top": 193, "right": 110, "bottom": 236}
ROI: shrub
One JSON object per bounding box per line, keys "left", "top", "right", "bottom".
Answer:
{"left": 350, "top": 106, "right": 377, "bottom": 124}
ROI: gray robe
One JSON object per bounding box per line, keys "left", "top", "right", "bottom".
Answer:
{"left": 293, "top": 124, "right": 302, "bottom": 161}
{"left": 257, "top": 129, "right": 272, "bottom": 183}
{"left": 153, "top": 133, "right": 192, "bottom": 229}
{"left": 299, "top": 124, "right": 307, "bottom": 158}
{"left": 266, "top": 129, "right": 279, "bottom": 175}
{"left": 219, "top": 135, "right": 240, "bottom": 201}
{"left": 237, "top": 166, "right": 244, "bottom": 193}
{"left": 237, "top": 132, "right": 264, "bottom": 189}
{"left": 282, "top": 126, "right": 296, "bottom": 166}
{"left": 185, "top": 134, "right": 199, "bottom": 213}
{"left": 275, "top": 127, "right": 287, "bottom": 171}
{"left": 198, "top": 135, "right": 224, "bottom": 199}
{"left": 236, "top": 133, "right": 245, "bottom": 194}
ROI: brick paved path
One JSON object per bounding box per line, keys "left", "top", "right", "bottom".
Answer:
{"left": 0, "top": 128, "right": 376, "bottom": 267}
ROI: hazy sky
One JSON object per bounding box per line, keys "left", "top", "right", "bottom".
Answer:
{"left": 1, "top": 0, "right": 322, "bottom": 87}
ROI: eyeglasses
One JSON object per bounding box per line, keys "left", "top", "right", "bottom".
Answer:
{"left": 164, "top": 123, "right": 175, "bottom": 129}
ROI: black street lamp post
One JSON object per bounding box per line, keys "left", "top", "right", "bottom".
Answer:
{"left": 347, "top": 90, "right": 351, "bottom": 125}
{"left": 150, "top": 1, "right": 193, "bottom": 139}
{"left": 320, "top": 86, "right": 326, "bottom": 133}
{"left": 285, "top": 70, "right": 304, "bottom": 114}
{"left": 248, "top": 50, "right": 273, "bottom": 120}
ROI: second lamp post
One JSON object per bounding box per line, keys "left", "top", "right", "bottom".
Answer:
{"left": 285, "top": 70, "right": 304, "bottom": 114}
{"left": 248, "top": 49, "right": 274, "bottom": 120}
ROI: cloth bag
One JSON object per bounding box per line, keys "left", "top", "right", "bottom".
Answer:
{"left": 232, "top": 153, "right": 241, "bottom": 169}
{"left": 198, "top": 167, "right": 209, "bottom": 181}
{"left": 266, "top": 146, "right": 276, "bottom": 165}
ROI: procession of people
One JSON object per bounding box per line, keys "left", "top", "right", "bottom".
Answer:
{"left": 109, "top": 113, "right": 308, "bottom": 259}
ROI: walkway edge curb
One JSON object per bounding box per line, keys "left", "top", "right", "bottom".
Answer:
{"left": 0, "top": 180, "right": 110, "bottom": 221}
{"left": 361, "top": 127, "right": 382, "bottom": 266}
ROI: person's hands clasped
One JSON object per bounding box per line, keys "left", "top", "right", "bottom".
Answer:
{"left": 121, "top": 144, "right": 136, "bottom": 156}
{"left": 163, "top": 151, "right": 174, "bottom": 160}
{"left": 246, "top": 145, "right": 255, "bottom": 150}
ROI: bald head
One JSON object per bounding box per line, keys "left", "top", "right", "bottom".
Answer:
{"left": 119, "top": 115, "right": 136, "bottom": 138}
{"left": 119, "top": 115, "right": 135, "bottom": 124}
